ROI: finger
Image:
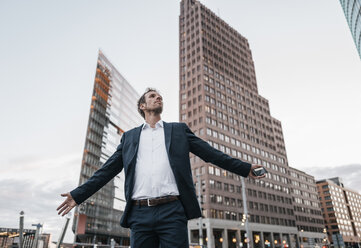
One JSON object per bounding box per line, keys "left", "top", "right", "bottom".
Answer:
{"left": 61, "top": 193, "right": 68, "bottom": 197}
{"left": 58, "top": 205, "right": 69, "bottom": 216}
{"left": 58, "top": 204, "right": 68, "bottom": 215}
{"left": 62, "top": 206, "right": 74, "bottom": 216}
{"left": 57, "top": 208, "right": 64, "bottom": 215}
{"left": 62, "top": 207, "right": 70, "bottom": 216}
{"left": 56, "top": 201, "right": 66, "bottom": 211}
{"left": 60, "top": 203, "right": 69, "bottom": 212}
{"left": 60, "top": 206, "right": 69, "bottom": 216}
{"left": 57, "top": 207, "right": 65, "bottom": 215}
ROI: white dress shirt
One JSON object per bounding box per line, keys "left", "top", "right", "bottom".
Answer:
{"left": 131, "top": 120, "right": 180, "bottom": 200}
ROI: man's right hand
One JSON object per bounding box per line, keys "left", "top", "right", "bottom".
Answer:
{"left": 56, "top": 192, "right": 77, "bottom": 216}
{"left": 248, "top": 164, "right": 266, "bottom": 180}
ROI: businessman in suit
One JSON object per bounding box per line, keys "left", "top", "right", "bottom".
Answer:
{"left": 57, "top": 88, "right": 265, "bottom": 248}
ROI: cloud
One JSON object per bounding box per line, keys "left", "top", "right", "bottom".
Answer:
{"left": 1, "top": 153, "right": 81, "bottom": 182}
{"left": 0, "top": 177, "right": 76, "bottom": 242}
{"left": 0, "top": 153, "right": 82, "bottom": 243}
{"left": 303, "top": 164, "right": 361, "bottom": 193}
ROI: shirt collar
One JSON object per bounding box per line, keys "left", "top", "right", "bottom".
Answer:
{"left": 142, "top": 120, "right": 163, "bottom": 130}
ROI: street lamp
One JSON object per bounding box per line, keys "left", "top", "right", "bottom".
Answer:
{"left": 196, "top": 174, "right": 203, "bottom": 247}
{"left": 19, "top": 211, "right": 24, "bottom": 248}
{"left": 265, "top": 239, "right": 271, "bottom": 247}
{"left": 241, "top": 177, "right": 251, "bottom": 248}
{"left": 322, "top": 228, "right": 329, "bottom": 247}
{"left": 31, "top": 223, "right": 43, "bottom": 248}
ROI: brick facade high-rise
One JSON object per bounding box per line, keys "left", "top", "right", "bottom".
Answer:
{"left": 179, "top": 1, "right": 325, "bottom": 247}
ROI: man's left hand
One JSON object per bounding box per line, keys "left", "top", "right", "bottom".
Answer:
{"left": 248, "top": 164, "right": 266, "bottom": 179}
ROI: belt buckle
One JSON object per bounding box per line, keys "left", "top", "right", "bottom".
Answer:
{"left": 147, "top": 198, "right": 155, "bottom": 207}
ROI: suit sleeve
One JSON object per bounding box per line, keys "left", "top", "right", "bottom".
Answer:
{"left": 184, "top": 124, "right": 252, "bottom": 177}
{"left": 70, "top": 133, "right": 125, "bottom": 205}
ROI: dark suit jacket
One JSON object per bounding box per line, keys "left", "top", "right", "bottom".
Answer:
{"left": 70, "top": 122, "right": 252, "bottom": 228}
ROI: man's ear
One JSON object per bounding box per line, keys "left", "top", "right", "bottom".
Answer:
{"left": 140, "top": 103, "right": 146, "bottom": 110}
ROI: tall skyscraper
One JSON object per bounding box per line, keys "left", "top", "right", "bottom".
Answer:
{"left": 339, "top": 0, "right": 361, "bottom": 59}
{"left": 317, "top": 177, "right": 361, "bottom": 247}
{"left": 179, "top": 1, "right": 324, "bottom": 247}
{"left": 73, "top": 51, "right": 142, "bottom": 245}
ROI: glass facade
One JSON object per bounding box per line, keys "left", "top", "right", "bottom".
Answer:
{"left": 340, "top": 0, "right": 361, "bottom": 58}
{"left": 73, "top": 51, "right": 142, "bottom": 245}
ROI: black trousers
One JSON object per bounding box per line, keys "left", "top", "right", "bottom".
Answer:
{"left": 127, "top": 200, "right": 189, "bottom": 248}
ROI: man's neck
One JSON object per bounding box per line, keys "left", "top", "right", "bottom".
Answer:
{"left": 144, "top": 115, "right": 161, "bottom": 128}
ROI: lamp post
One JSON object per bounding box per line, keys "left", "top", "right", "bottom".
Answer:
{"left": 19, "top": 211, "right": 24, "bottom": 248}
{"left": 31, "top": 223, "right": 42, "bottom": 248}
{"left": 57, "top": 216, "right": 70, "bottom": 248}
{"left": 241, "top": 177, "right": 251, "bottom": 248}
{"left": 323, "top": 228, "right": 328, "bottom": 248}
{"left": 196, "top": 174, "right": 204, "bottom": 247}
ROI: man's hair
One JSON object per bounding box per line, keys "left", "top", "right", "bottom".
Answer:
{"left": 137, "top": 87, "right": 160, "bottom": 119}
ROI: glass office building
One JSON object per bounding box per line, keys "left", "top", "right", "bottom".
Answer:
{"left": 340, "top": 0, "right": 361, "bottom": 59}
{"left": 73, "top": 51, "right": 142, "bottom": 245}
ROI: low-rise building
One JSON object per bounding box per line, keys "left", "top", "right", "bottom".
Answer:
{"left": 288, "top": 167, "right": 327, "bottom": 248}
{"left": 317, "top": 177, "right": 361, "bottom": 247}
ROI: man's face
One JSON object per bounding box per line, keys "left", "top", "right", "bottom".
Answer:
{"left": 141, "top": 91, "right": 163, "bottom": 114}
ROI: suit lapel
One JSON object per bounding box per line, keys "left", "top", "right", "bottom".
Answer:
{"left": 163, "top": 121, "right": 172, "bottom": 156}
{"left": 127, "top": 125, "right": 142, "bottom": 169}
{"left": 124, "top": 125, "right": 142, "bottom": 200}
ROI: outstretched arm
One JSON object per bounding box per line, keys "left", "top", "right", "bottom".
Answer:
{"left": 56, "top": 134, "right": 125, "bottom": 215}
{"left": 184, "top": 124, "right": 265, "bottom": 179}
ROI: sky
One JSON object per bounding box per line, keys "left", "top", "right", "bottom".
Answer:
{"left": 0, "top": 0, "right": 360, "bottom": 244}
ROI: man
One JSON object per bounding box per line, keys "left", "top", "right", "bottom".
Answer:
{"left": 57, "top": 88, "right": 265, "bottom": 248}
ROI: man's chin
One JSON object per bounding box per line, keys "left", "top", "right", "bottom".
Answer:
{"left": 152, "top": 107, "right": 163, "bottom": 115}
{"left": 156, "top": 107, "right": 163, "bottom": 115}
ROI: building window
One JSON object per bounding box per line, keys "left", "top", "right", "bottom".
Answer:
{"left": 209, "top": 179, "right": 215, "bottom": 189}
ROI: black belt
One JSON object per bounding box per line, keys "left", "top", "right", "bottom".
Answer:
{"left": 132, "top": 195, "right": 179, "bottom": 207}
